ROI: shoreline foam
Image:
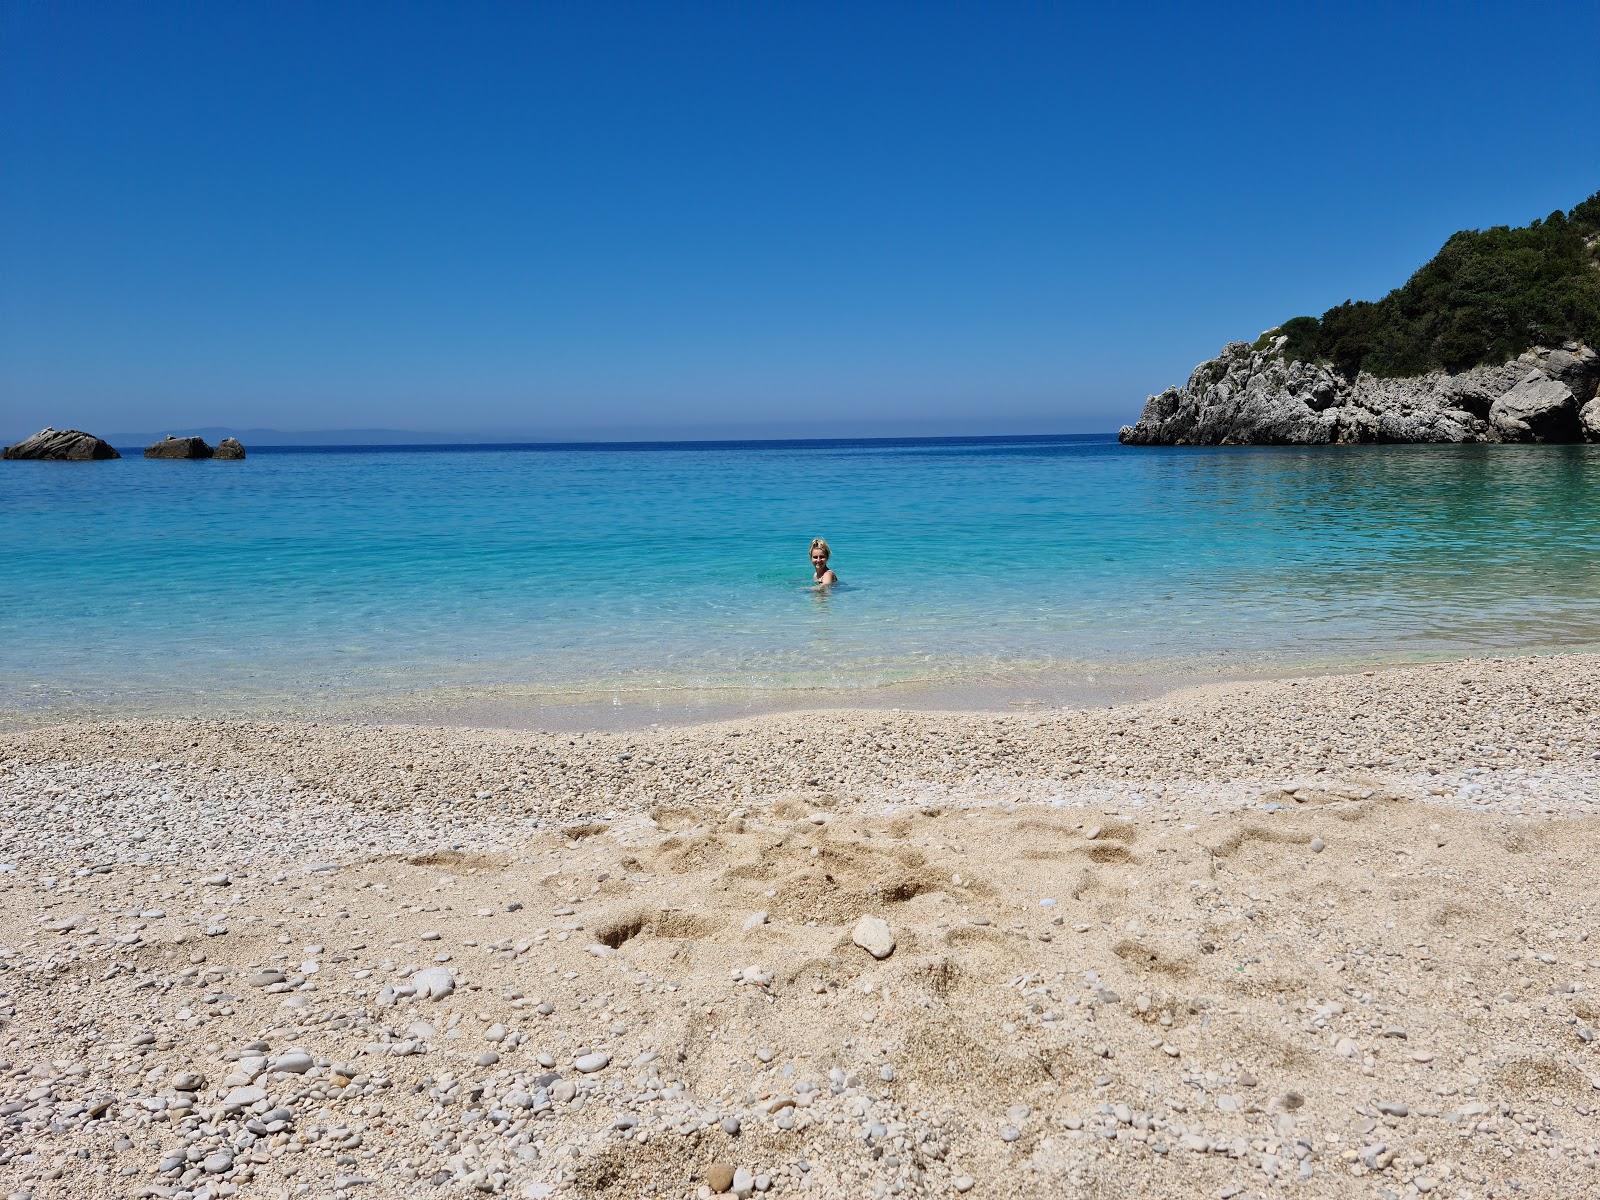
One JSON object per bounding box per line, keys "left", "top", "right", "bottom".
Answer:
{"left": 10, "top": 641, "right": 1600, "bottom": 736}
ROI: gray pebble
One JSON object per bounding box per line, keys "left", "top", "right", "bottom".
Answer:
{"left": 411, "top": 966, "right": 455, "bottom": 1000}
{"left": 268, "top": 1049, "right": 312, "bottom": 1074}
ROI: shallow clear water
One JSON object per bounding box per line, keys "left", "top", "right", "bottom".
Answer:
{"left": 4, "top": 435, "right": 1600, "bottom": 720}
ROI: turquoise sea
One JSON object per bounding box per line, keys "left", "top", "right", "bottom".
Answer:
{"left": 4, "top": 435, "right": 1600, "bottom": 725}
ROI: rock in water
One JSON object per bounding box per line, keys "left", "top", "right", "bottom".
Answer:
{"left": 852, "top": 915, "right": 896, "bottom": 959}
{"left": 3, "top": 427, "right": 121, "bottom": 460}
{"left": 144, "top": 435, "right": 216, "bottom": 459}
{"left": 215, "top": 437, "right": 247, "bottom": 460}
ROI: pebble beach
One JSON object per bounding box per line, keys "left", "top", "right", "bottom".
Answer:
{"left": 2, "top": 653, "right": 1598, "bottom": 1199}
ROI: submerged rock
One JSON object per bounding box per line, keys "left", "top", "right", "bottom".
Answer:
{"left": 1119, "top": 339, "right": 1599, "bottom": 446}
{"left": 214, "top": 437, "right": 247, "bottom": 460}
{"left": 144, "top": 435, "right": 216, "bottom": 459}
{"left": 3, "top": 427, "right": 121, "bottom": 460}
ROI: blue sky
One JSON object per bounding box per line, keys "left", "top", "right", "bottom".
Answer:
{"left": 4, "top": 2, "right": 1598, "bottom": 441}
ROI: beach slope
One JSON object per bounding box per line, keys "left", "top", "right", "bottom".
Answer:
{"left": 1, "top": 655, "right": 1597, "bottom": 1198}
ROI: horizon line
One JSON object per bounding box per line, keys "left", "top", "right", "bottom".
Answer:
{"left": 134, "top": 431, "right": 1123, "bottom": 452}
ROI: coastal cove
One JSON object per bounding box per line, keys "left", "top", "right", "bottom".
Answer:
{"left": 10, "top": 8, "right": 1600, "bottom": 1199}
{"left": 5, "top": 434, "right": 1600, "bottom": 728}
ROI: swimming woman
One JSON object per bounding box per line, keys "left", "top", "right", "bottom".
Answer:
{"left": 810, "top": 537, "right": 839, "bottom": 587}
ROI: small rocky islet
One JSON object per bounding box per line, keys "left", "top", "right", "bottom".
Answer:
{"left": 143, "top": 435, "right": 247, "bottom": 461}
{"left": 1, "top": 427, "right": 121, "bottom": 461}
{"left": 1, "top": 429, "right": 247, "bottom": 461}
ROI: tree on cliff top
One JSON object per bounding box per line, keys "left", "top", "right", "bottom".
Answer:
{"left": 1279, "top": 191, "right": 1600, "bottom": 378}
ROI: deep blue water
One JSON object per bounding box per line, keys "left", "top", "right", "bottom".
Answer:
{"left": 4, "top": 434, "right": 1599, "bottom": 718}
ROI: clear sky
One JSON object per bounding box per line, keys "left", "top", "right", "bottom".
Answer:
{"left": 4, "top": 1, "right": 1598, "bottom": 441}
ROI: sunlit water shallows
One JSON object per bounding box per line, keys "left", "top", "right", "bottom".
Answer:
{"left": 4, "top": 436, "right": 1599, "bottom": 724}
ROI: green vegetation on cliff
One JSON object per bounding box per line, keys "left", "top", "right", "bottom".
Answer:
{"left": 1279, "top": 191, "right": 1600, "bottom": 378}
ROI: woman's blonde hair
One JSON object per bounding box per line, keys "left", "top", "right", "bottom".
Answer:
{"left": 810, "top": 537, "right": 831, "bottom": 558}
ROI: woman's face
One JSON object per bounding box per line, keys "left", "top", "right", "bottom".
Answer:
{"left": 811, "top": 547, "right": 829, "bottom": 571}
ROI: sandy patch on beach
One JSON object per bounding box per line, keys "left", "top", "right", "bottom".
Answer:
{"left": 0, "top": 655, "right": 1597, "bottom": 1199}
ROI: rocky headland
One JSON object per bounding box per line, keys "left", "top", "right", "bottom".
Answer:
{"left": 1119, "top": 338, "right": 1600, "bottom": 446}
{"left": 1121, "top": 190, "right": 1600, "bottom": 446}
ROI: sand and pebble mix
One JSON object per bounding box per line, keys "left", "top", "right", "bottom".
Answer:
{"left": 1, "top": 654, "right": 1597, "bottom": 1199}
